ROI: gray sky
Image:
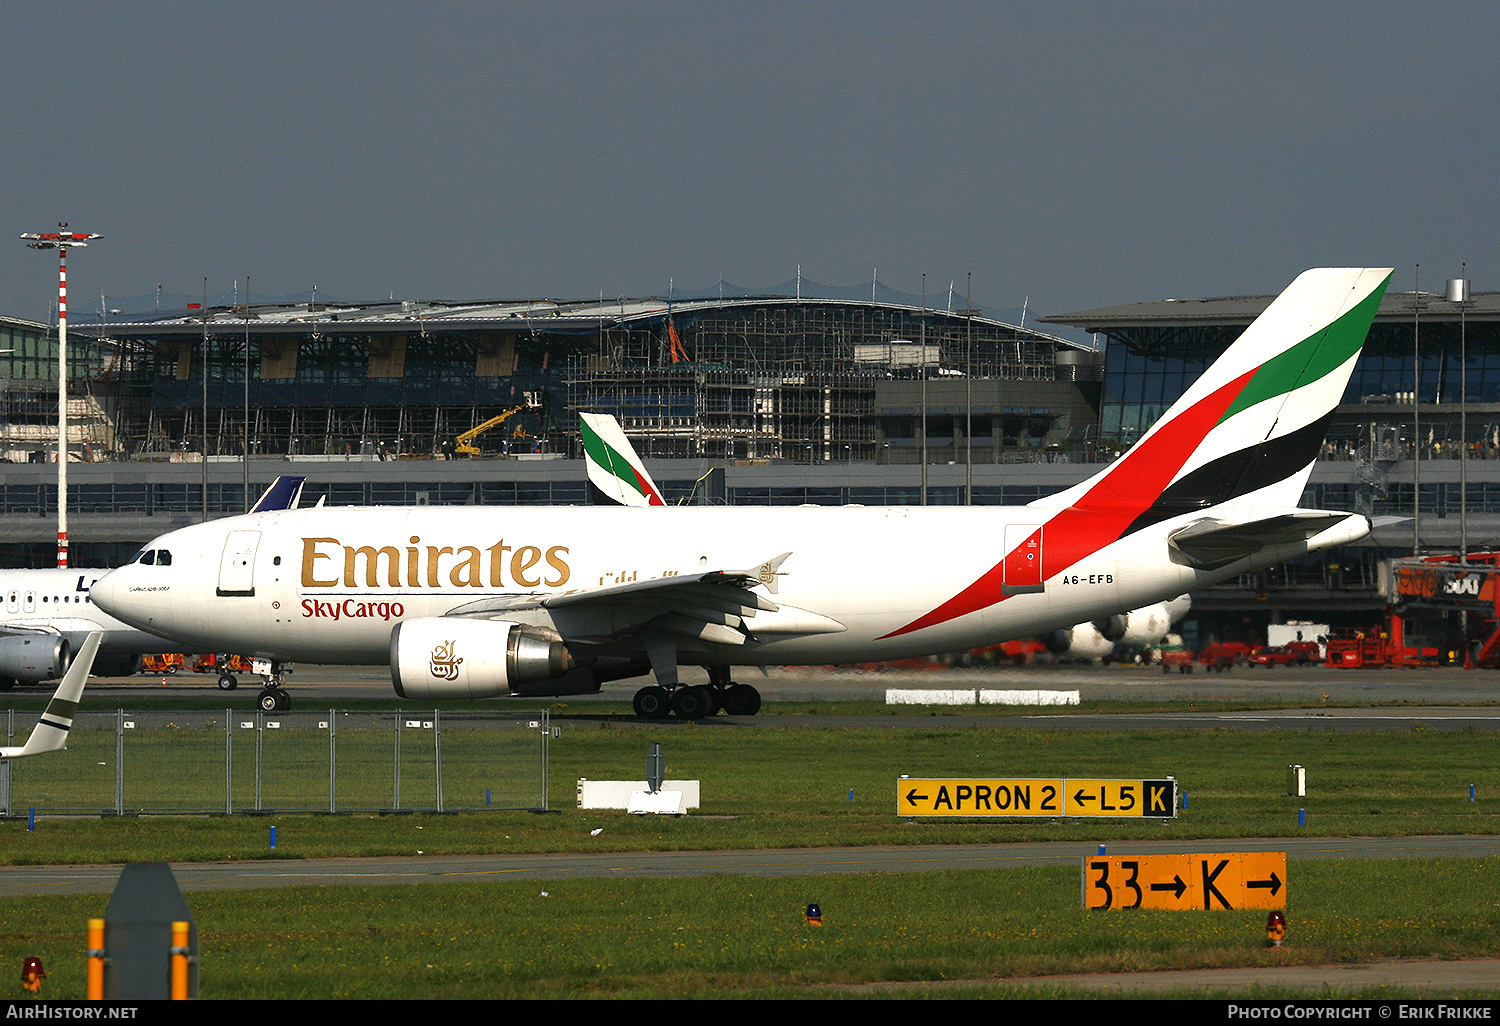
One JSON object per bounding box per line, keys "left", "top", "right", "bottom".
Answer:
{"left": 3, "top": 1, "right": 1496, "bottom": 323}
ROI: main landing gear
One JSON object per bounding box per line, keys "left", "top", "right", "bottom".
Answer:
{"left": 632, "top": 667, "right": 762, "bottom": 720}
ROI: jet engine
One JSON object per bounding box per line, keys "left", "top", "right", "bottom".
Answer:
{"left": 1045, "top": 623, "right": 1115, "bottom": 661}
{"left": 1114, "top": 601, "right": 1183, "bottom": 648}
{"left": 1044, "top": 596, "right": 1192, "bottom": 662}
{"left": 0, "top": 635, "right": 72, "bottom": 683}
{"left": 389, "top": 618, "right": 580, "bottom": 700}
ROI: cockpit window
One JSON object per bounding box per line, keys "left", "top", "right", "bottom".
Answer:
{"left": 138, "top": 550, "right": 156, "bottom": 565}
{"left": 157, "top": 550, "right": 172, "bottom": 566}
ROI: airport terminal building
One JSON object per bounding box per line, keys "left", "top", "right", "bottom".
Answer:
{"left": 2, "top": 277, "right": 1497, "bottom": 647}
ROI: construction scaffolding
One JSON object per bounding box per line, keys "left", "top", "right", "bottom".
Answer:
{"left": 569, "top": 300, "right": 1076, "bottom": 461}
{"left": 77, "top": 294, "right": 1088, "bottom": 461}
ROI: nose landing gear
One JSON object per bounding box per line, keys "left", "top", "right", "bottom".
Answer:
{"left": 253, "top": 661, "right": 293, "bottom": 712}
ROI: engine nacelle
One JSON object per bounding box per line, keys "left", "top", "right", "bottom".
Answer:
{"left": 1057, "top": 623, "right": 1115, "bottom": 661}
{"left": 389, "top": 617, "right": 578, "bottom": 700}
{"left": 1116, "top": 602, "right": 1178, "bottom": 648}
{"left": 0, "top": 635, "right": 72, "bottom": 683}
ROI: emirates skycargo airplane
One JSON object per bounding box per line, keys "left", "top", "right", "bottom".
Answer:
{"left": 91, "top": 268, "right": 1392, "bottom": 718}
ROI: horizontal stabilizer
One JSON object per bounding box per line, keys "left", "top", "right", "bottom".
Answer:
{"left": 0, "top": 632, "right": 102, "bottom": 760}
{"left": 1168, "top": 512, "right": 1363, "bottom": 571}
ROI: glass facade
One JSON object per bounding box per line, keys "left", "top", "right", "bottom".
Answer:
{"left": 0, "top": 317, "right": 113, "bottom": 383}
{"left": 1099, "top": 317, "right": 1500, "bottom": 449}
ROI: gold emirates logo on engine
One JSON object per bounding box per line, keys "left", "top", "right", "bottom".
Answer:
{"left": 301, "top": 536, "right": 571, "bottom": 590}
{"left": 429, "top": 640, "right": 462, "bottom": 680}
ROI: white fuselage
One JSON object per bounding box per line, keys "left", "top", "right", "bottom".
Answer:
{"left": 0, "top": 567, "right": 182, "bottom": 656}
{"left": 91, "top": 502, "right": 1363, "bottom": 669}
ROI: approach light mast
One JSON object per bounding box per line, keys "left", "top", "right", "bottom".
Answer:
{"left": 20, "top": 224, "right": 101, "bottom": 568}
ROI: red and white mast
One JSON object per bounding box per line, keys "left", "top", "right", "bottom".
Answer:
{"left": 20, "top": 224, "right": 101, "bottom": 568}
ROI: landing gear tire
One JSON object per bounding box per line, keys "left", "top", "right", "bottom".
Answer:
{"left": 633, "top": 685, "right": 671, "bottom": 720}
{"left": 722, "top": 683, "right": 761, "bottom": 716}
{"left": 258, "top": 688, "right": 291, "bottom": 712}
{"left": 218, "top": 673, "right": 238, "bottom": 691}
{"left": 671, "top": 685, "right": 714, "bottom": 721}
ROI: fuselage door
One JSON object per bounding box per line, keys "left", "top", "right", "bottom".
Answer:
{"left": 1001, "top": 523, "right": 1045, "bottom": 595}
{"left": 217, "top": 530, "right": 261, "bottom": 597}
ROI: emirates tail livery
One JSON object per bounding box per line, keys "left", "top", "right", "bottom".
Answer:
{"left": 580, "top": 413, "right": 668, "bottom": 507}
{"left": 92, "top": 268, "right": 1391, "bottom": 718}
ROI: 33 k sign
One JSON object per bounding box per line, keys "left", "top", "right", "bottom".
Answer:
{"left": 1083, "top": 852, "right": 1287, "bottom": 910}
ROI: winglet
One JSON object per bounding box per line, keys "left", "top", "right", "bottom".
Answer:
{"left": 0, "top": 631, "right": 102, "bottom": 760}
{"left": 580, "top": 413, "right": 667, "bottom": 506}
{"left": 751, "top": 552, "right": 792, "bottom": 595}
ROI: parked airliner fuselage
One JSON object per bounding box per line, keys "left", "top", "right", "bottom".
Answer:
{"left": 93, "top": 501, "right": 1364, "bottom": 668}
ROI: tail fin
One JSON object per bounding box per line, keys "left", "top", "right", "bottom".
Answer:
{"left": 1036, "top": 267, "right": 1391, "bottom": 529}
{"left": 0, "top": 632, "right": 101, "bottom": 760}
{"left": 251, "top": 475, "right": 307, "bottom": 513}
{"left": 580, "top": 413, "right": 666, "bottom": 506}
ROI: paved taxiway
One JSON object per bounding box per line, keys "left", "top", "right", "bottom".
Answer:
{"left": 7, "top": 835, "right": 1500, "bottom": 898}
{"left": 76, "top": 660, "right": 1500, "bottom": 731}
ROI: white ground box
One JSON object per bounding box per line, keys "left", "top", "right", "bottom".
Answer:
{"left": 577, "top": 779, "right": 701, "bottom": 810}
{"left": 628, "top": 790, "right": 686, "bottom": 815}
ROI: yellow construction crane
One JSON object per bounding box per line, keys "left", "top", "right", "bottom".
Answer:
{"left": 454, "top": 402, "right": 537, "bottom": 457}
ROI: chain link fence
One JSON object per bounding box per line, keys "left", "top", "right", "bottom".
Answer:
{"left": 0, "top": 708, "right": 550, "bottom": 816}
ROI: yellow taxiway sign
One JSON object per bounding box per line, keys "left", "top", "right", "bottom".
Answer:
{"left": 897, "top": 777, "right": 1177, "bottom": 818}
{"left": 1082, "top": 852, "right": 1286, "bottom": 910}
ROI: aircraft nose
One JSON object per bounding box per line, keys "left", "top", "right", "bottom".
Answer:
{"left": 90, "top": 568, "right": 128, "bottom": 618}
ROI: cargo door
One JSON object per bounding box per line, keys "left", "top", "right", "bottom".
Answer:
{"left": 217, "top": 530, "right": 261, "bottom": 597}
{"left": 1001, "top": 523, "right": 1044, "bottom": 595}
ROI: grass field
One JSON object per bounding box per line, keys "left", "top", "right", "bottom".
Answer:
{"left": 5, "top": 718, "right": 1500, "bottom": 998}
{"left": 3, "top": 859, "right": 1498, "bottom": 999}
{"left": 5, "top": 724, "right": 1499, "bottom": 863}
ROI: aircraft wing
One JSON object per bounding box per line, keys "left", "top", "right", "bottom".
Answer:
{"left": 1168, "top": 512, "right": 1363, "bottom": 571}
{"left": 443, "top": 552, "right": 845, "bottom": 646}
{"left": 0, "top": 632, "right": 101, "bottom": 760}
